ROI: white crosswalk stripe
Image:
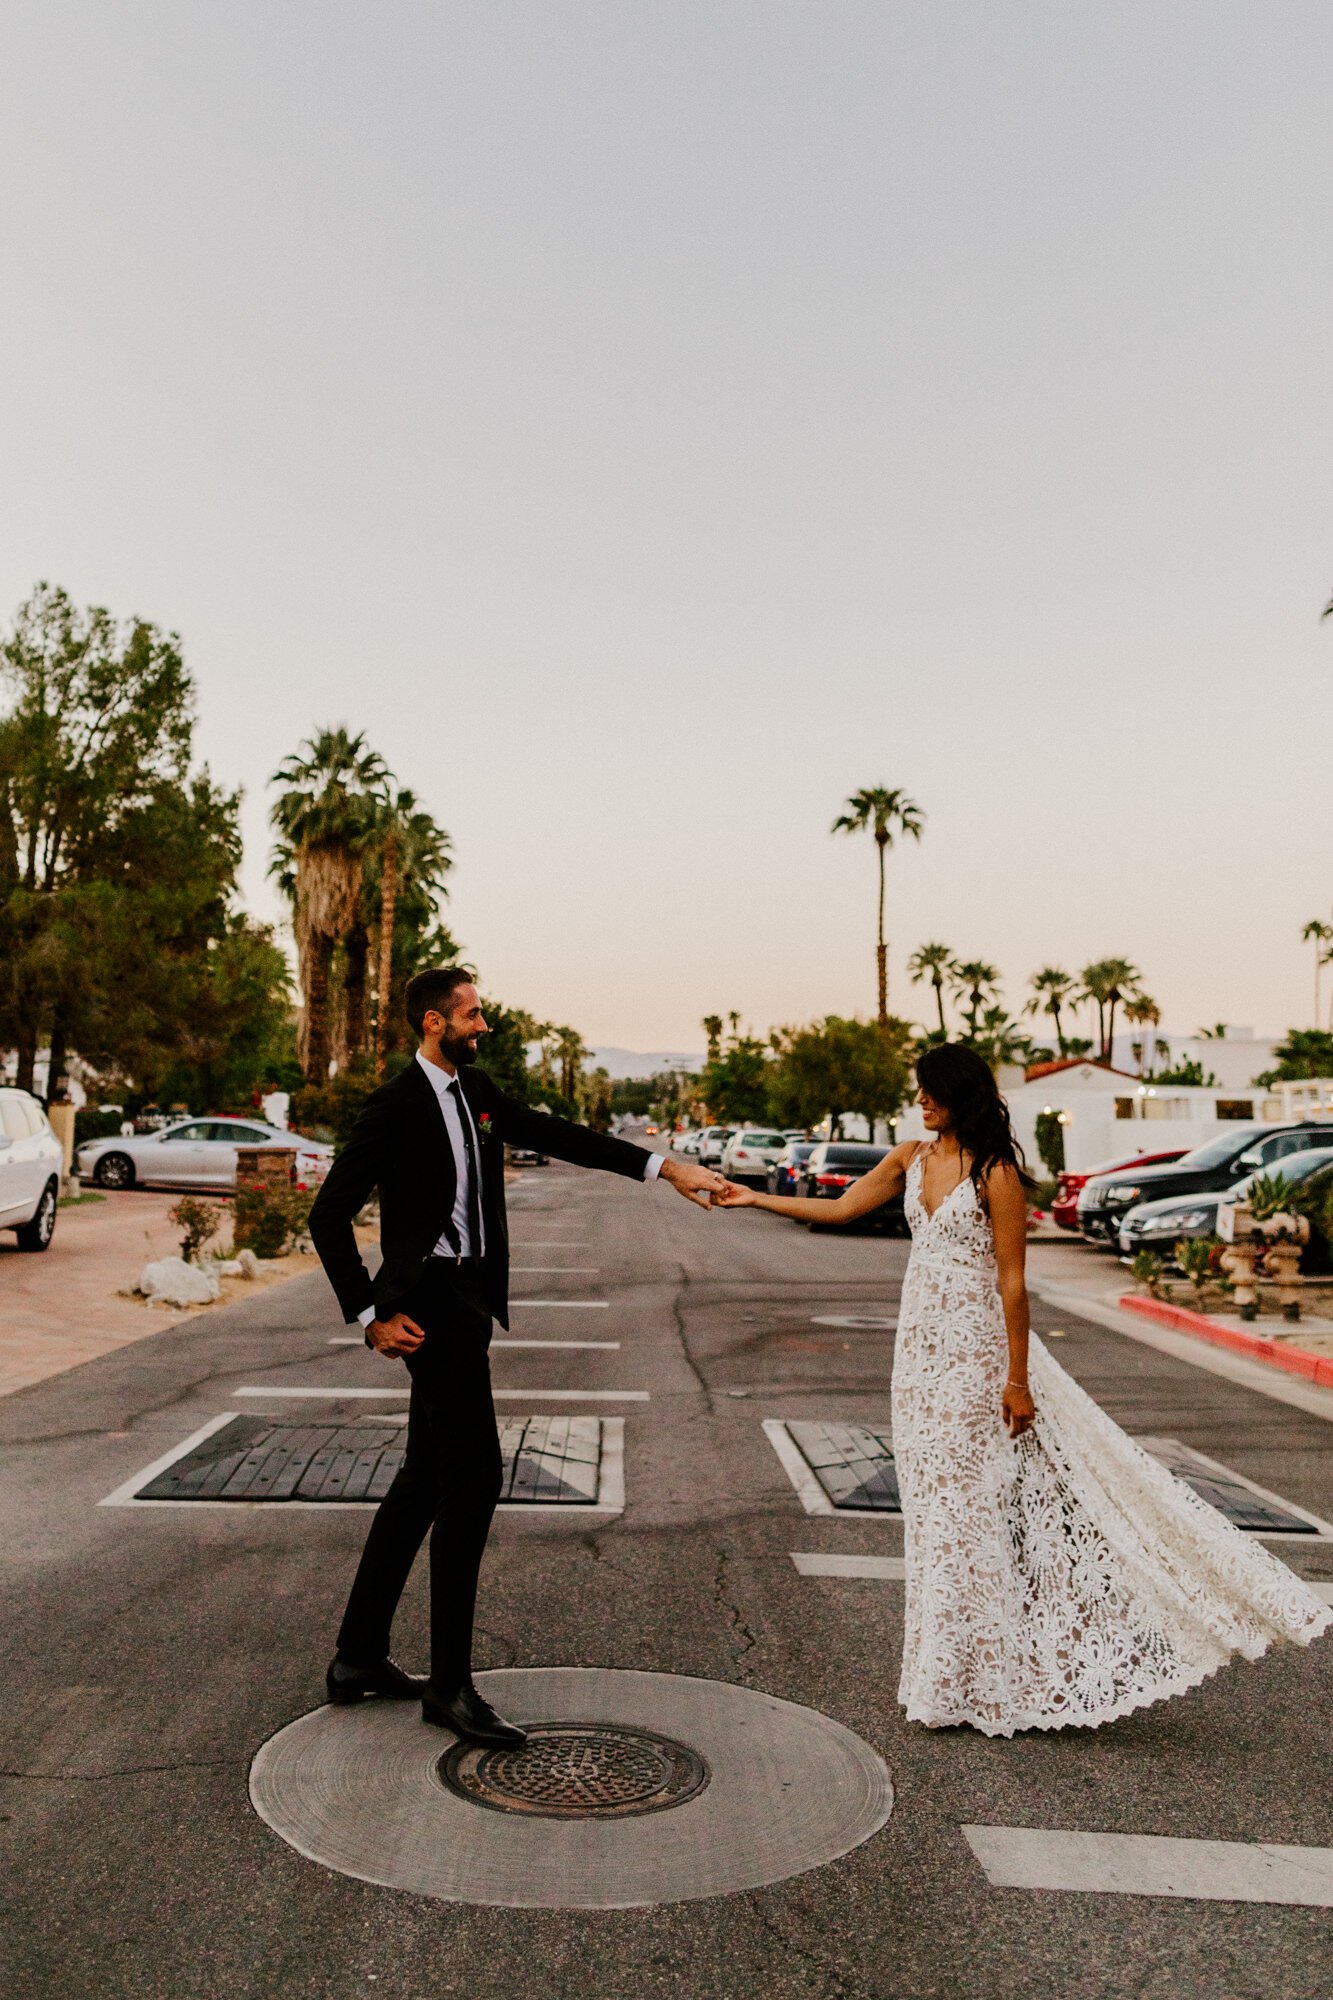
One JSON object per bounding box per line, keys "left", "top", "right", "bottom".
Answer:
{"left": 963, "top": 1825, "right": 1333, "bottom": 1906}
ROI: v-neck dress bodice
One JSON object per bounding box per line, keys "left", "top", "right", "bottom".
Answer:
{"left": 889, "top": 1146, "right": 1329, "bottom": 1735}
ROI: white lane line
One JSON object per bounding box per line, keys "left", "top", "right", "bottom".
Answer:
{"left": 790, "top": 1553, "right": 905, "bottom": 1580}
{"left": 511, "top": 1299, "right": 609, "bottom": 1309}
{"left": 763, "top": 1418, "right": 835, "bottom": 1515}
{"left": 98, "top": 1414, "right": 236, "bottom": 1507}
{"left": 327, "top": 1337, "right": 621, "bottom": 1349}
{"left": 963, "top": 1826, "right": 1333, "bottom": 1906}
{"left": 234, "top": 1385, "right": 648, "bottom": 1402}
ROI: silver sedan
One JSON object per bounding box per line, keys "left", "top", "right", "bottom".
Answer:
{"left": 75, "top": 1116, "right": 332, "bottom": 1192}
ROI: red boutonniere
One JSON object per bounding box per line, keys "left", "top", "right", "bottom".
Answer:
{"left": 477, "top": 1112, "right": 493, "bottom": 1137}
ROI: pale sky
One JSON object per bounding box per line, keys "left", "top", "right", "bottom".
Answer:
{"left": 2, "top": 3, "right": 1330, "bottom": 1050}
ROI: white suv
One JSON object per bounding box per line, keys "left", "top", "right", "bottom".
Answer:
{"left": 720, "top": 1128, "right": 789, "bottom": 1188}
{"left": 0, "top": 1088, "right": 63, "bottom": 1251}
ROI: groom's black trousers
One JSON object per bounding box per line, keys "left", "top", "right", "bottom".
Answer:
{"left": 336, "top": 1258, "right": 502, "bottom": 1692}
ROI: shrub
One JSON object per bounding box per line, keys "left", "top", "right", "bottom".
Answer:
{"left": 1033, "top": 1110, "right": 1065, "bottom": 1178}
{"left": 168, "top": 1195, "right": 222, "bottom": 1264}
{"left": 1130, "top": 1249, "right": 1165, "bottom": 1298}
{"left": 75, "top": 1107, "right": 127, "bottom": 1145}
{"left": 1175, "top": 1235, "right": 1225, "bottom": 1305}
{"left": 291, "top": 1056, "right": 408, "bottom": 1147}
{"left": 232, "top": 1178, "right": 315, "bottom": 1258}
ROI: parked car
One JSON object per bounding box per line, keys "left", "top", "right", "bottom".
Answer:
{"left": 720, "top": 1128, "right": 789, "bottom": 1187}
{"left": 0, "top": 1087, "right": 63, "bottom": 1251}
{"left": 695, "top": 1127, "right": 735, "bottom": 1169}
{"left": 1052, "top": 1147, "right": 1188, "bottom": 1231}
{"left": 1117, "top": 1144, "right": 1333, "bottom": 1259}
{"left": 795, "top": 1142, "right": 903, "bottom": 1232}
{"left": 75, "top": 1116, "right": 333, "bottom": 1192}
{"left": 768, "top": 1141, "right": 816, "bottom": 1196}
{"left": 672, "top": 1129, "right": 701, "bottom": 1154}
{"left": 1078, "top": 1122, "right": 1333, "bottom": 1244}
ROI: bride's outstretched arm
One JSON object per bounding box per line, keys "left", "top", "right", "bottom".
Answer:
{"left": 713, "top": 1141, "right": 914, "bottom": 1223}
{"left": 987, "top": 1163, "right": 1036, "bottom": 1437}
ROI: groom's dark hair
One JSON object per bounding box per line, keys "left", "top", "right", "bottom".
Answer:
{"left": 406, "top": 966, "right": 477, "bottom": 1037}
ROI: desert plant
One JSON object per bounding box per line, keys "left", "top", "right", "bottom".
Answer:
{"left": 1174, "top": 1235, "right": 1223, "bottom": 1305}
{"left": 1130, "top": 1249, "right": 1165, "bottom": 1298}
{"left": 1246, "top": 1170, "right": 1301, "bottom": 1225}
{"left": 232, "top": 1178, "right": 315, "bottom": 1259}
{"left": 168, "top": 1195, "right": 222, "bottom": 1264}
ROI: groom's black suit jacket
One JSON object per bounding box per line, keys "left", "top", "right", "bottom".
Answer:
{"left": 308, "top": 1057, "right": 654, "bottom": 1330}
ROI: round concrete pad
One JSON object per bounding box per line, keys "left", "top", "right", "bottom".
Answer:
{"left": 249, "top": 1668, "right": 893, "bottom": 1907}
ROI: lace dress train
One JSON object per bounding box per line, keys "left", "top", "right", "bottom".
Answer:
{"left": 890, "top": 1149, "right": 1331, "bottom": 1736}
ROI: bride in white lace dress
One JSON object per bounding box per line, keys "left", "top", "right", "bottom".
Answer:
{"left": 717, "top": 1043, "right": 1330, "bottom": 1735}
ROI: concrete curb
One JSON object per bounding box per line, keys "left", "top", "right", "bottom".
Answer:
{"left": 1118, "top": 1293, "right": 1333, "bottom": 1388}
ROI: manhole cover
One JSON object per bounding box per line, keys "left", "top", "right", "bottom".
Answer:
{"left": 438, "top": 1723, "right": 709, "bottom": 1819}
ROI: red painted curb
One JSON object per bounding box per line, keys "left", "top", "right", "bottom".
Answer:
{"left": 1117, "top": 1293, "right": 1333, "bottom": 1388}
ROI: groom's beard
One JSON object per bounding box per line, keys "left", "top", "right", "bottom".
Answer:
{"left": 439, "top": 1033, "right": 480, "bottom": 1067}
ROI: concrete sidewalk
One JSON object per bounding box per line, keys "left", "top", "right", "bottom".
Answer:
{"left": 0, "top": 1190, "right": 319, "bottom": 1399}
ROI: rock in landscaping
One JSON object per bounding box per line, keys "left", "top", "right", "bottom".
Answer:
{"left": 212, "top": 1258, "right": 244, "bottom": 1277}
{"left": 235, "top": 1249, "right": 261, "bottom": 1279}
{"left": 137, "top": 1257, "right": 221, "bottom": 1307}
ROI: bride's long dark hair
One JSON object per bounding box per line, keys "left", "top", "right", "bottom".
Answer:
{"left": 914, "top": 1043, "right": 1031, "bottom": 1189}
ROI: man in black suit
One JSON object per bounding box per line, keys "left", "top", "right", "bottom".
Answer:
{"left": 308, "top": 965, "right": 723, "bottom": 1745}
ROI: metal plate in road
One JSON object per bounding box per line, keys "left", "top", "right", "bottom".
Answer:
{"left": 1135, "top": 1437, "right": 1323, "bottom": 1534}
{"left": 136, "top": 1414, "right": 602, "bottom": 1505}
{"left": 786, "top": 1421, "right": 901, "bottom": 1511}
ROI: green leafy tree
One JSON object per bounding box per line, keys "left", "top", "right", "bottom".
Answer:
{"left": 968, "top": 1004, "right": 1032, "bottom": 1072}
{"left": 153, "top": 917, "right": 301, "bottom": 1112}
{"left": 831, "top": 787, "right": 924, "bottom": 1023}
{"left": 1255, "top": 1029, "right": 1333, "bottom": 1086}
{"left": 0, "top": 584, "right": 255, "bottom": 1100}
{"left": 767, "top": 1015, "right": 912, "bottom": 1136}
{"left": 907, "top": 943, "right": 955, "bottom": 1037}
{"left": 699, "top": 1022, "right": 772, "bottom": 1123}
{"left": 1147, "top": 1055, "right": 1219, "bottom": 1087}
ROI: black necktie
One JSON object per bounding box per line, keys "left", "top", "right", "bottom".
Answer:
{"left": 452, "top": 1082, "right": 484, "bottom": 1259}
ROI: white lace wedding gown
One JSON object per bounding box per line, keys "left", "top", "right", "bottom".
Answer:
{"left": 891, "top": 1146, "right": 1331, "bottom": 1735}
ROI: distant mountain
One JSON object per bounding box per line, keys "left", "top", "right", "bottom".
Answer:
{"left": 587, "top": 1047, "right": 704, "bottom": 1079}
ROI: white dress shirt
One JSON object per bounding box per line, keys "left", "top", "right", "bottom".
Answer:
{"left": 358, "top": 1053, "right": 665, "bottom": 1325}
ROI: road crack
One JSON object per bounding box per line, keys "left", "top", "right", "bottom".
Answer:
{"left": 713, "top": 1541, "right": 759, "bottom": 1681}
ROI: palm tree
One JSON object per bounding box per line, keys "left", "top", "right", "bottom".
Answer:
{"left": 971, "top": 1005, "right": 1031, "bottom": 1072}
{"left": 270, "top": 728, "right": 389, "bottom": 1081}
{"left": 554, "top": 1025, "right": 591, "bottom": 1101}
{"left": 1301, "top": 919, "right": 1333, "bottom": 1030}
{"left": 701, "top": 1015, "right": 724, "bottom": 1065}
{"left": 367, "top": 789, "right": 453, "bottom": 1070}
{"left": 907, "top": 943, "right": 955, "bottom": 1036}
{"left": 831, "top": 787, "right": 925, "bottom": 1023}
{"left": 1078, "top": 957, "right": 1141, "bottom": 1064}
{"left": 1122, "top": 991, "right": 1161, "bottom": 1074}
{"left": 950, "top": 960, "right": 1001, "bottom": 1039}
{"left": 1027, "top": 966, "right": 1077, "bottom": 1059}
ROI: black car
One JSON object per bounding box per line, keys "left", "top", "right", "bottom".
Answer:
{"left": 1117, "top": 1143, "right": 1333, "bottom": 1261}
{"left": 1080, "top": 1122, "right": 1333, "bottom": 1244}
{"left": 768, "top": 1141, "right": 816, "bottom": 1196}
{"left": 795, "top": 1142, "right": 904, "bottom": 1233}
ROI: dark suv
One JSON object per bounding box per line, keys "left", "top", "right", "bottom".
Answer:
{"left": 1079, "top": 1123, "right": 1333, "bottom": 1243}
{"left": 795, "top": 1142, "right": 904, "bottom": 1233}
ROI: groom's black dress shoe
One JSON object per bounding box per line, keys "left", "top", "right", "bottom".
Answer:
{"left": 421, "top": 1680, "right": 529, "bottom": 1747}
{"left": 326, "top": 1654, "right": 428, "bottom": 1705}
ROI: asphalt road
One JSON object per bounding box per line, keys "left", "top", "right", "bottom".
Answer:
{"left": 3, "top": 1144, "right": 1332, "bottom": 2000}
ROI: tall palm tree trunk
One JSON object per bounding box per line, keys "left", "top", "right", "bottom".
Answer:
{"left": 301, "top": 932, "right": 335, "bottom": 1082}
{"left": 876, "top": 837, "right": 888, "bottom": 1025}
{"left": 1052, "top": 1000, "right": 1066, "bottom": 1059}
{"left": 375, "top": 829, "right": 398, "bottom": 1074}
{"left": 341, "top": 924, "right": 369, "bottom": 1066}
{"left": 932, "top": 974, "right": 946, "bottom": 1035}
